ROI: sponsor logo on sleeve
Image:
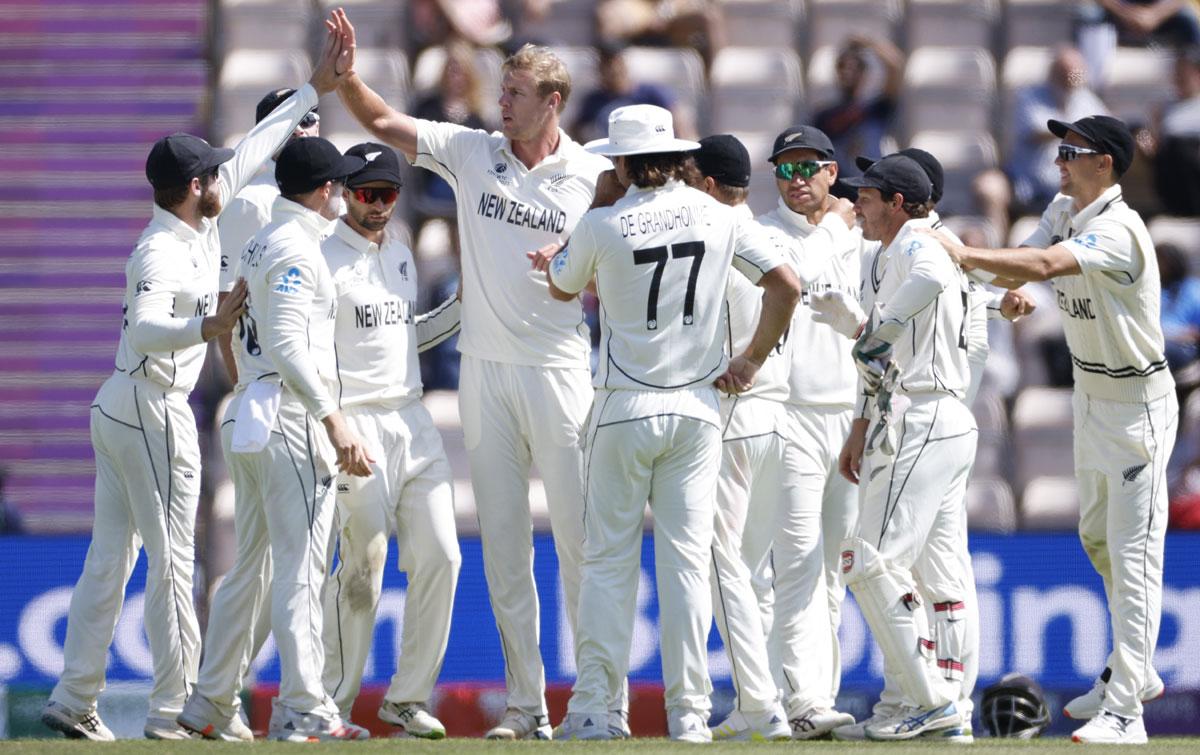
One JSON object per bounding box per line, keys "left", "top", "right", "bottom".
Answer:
{"left": 551, "top": 248, "right": 569, "bottom": 276}
{"left": 273, "top": 266, "right": 303, "bottom": 295}
{"left": 135, "top": 280, "right": 152, "bottom": 295}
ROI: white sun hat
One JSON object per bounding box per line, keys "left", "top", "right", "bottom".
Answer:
{"left": 583, "top": 104, "right": 701, "bottom": 156}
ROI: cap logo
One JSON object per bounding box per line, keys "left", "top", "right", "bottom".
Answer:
{"left": 785, "top": 132, "right": 804, "bottom": 143}
{"left": 365, "top": 151, "right": 382, "bottom": 162}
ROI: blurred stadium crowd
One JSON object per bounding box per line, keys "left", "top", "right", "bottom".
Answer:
{"left": 3, "top": 0, "right": 1200, "bottom": 553}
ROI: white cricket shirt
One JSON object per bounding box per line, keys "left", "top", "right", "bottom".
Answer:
{"left": 411, "top": 119, "right": 611, "bottom": 368}
{"left": 758, "top": 197, "right": 863, "bottom": 408}
{"left": 865, "top": 217, "right": 972, "bottom": 402}
{"left": 218, "top": 162, "right": 277, "bottom": 292}
{"left": 551, "top": 180, "right": 785, "bottom": 399}
{"left": 112, "top": 85, "right": 319, "bottom": 394}
{"left": 1022, "top": 185, "right": 1173, "bottom": 403}
{"left": 322, "top": 219, "right": 461, "bottom": 410}
{"left": 234, "top": 196, "right": 338, "bottom": 420}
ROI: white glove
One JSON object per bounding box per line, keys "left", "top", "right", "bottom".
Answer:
{"left": 851, "top": 311, "right": 904, "bottom": 393}
{"left": 811, "top": 290, "right": 867, "bottom": 339}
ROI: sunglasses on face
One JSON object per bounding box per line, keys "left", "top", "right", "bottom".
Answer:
{"left": 299, "top": 111, "right": 320, "bottom": 129}
{"left": 352, "top": 186, "right": 399, "bottom": 205}
{"left": 1057, "top": 144, "right": 1101, "bottom": 162}
{"left": 774, "top": 160, "right": 834, "bottom": 180}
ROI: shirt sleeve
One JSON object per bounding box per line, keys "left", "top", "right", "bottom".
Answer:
{"left": 878, "top": 238, "right": 954, "bottom": 324}
{"left": 219, "top": 84, "right": 319, "bottom": 204}
{"left": 412, "top": 118, "right": 484, "bottom": 185}
{"left": 548, "top": 216, "right": 600, "bottom": 295}
{"left": 124, "top": 240, "right": 206, "bottom": 354}
{"left": 780, "top": 213, "right": 855, "bottom": 285}
{"left": 1061, "top": 216, "right": 1141, "bottom": 283}
{"left": 260, "top": 251, "right": 338, "bottom": 420}
{"left": 731, "top": 216, "right": 785, "bottom": 285}
{"left": 1020, "top": 198, "right": 1060, "bottom": 248}
{"left": 415, "top": 294, "right": 462, "bottom": 353}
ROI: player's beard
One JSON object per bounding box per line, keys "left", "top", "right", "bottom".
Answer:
{"left": 349, "top": 204, "right": 391, "bottom": 232}
{"left": 199, "top": 183, "right": 221, "bottom": 218}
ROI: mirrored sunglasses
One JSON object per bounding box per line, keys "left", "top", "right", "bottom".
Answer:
{"left": 352, "top": 186, "right": 399, "bottom": 205}
{"left": 1057, "top": 144, "right": 1101, "bottom": 162}
{"left": 774, "top": 160, "right": 834, "bottom": 180}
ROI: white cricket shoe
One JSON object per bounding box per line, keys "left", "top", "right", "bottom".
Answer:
{"left": 268, "top": 705, "right": 369, "bottom": 742}
{"left": 1071, "top": 711, "right": 1148, "bottom": 744}
{"left": 221, "top": 711, "right": 255, "bottom": 742}
{"left": 711, "top": 708, "right": 790, "bottom": 741}
{"left": 178, "top": 693, "right": 251, "bottom": 741}
{"left": 667, "top": 708, "right": 712, "bottom": 743}
{"left": 831, "top": 703, "right": 900, "bottom": 741}
{"left": 485, "top": 709, "right": 552, "bottom": 740}
{"left": 41, "top": 700, "right": 115, "bottom": 741}
{"left": 553, "top": 711, "right": 612, "bottom": 740}
{"left": 790, "top": 706, "right": 856, "bottom": 740}
{"left": 144, "top": 716, "right": 195, "bottom": 740}
{"left": 609, "top": 709, "right": 631, "bottom": 739}
{"left": 1064, "top": 674, "right": 1165, "bottom": 720}
{"left": 865, "top": 701, "right": 960, "bottom": 741}
{"left": 378, "top": 701, "right": 446, "bottom": 739}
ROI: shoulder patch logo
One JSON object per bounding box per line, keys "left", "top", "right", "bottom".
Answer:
{"left": 494, "top": 162, "right": 507, "bottom": 174}
{"left": 1123, "top": 464, "right": 1147, "bottom": 483}
{"left": 273, "top": 266, "right": 303, "bottom": 294}
{"left": 135, "top": 280, "right": 152, "bottom": 294}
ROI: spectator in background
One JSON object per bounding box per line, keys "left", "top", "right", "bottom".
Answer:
{"left": 813, "top": 35, "right": 905, "bottom": 180}
{"left": 1149, "top": 47, "right": 1200, "bottom": 215}
{"left": 569, "top": 42, "right": 692, "bottom": 143}
{"left": 1158, "top": 242, "right": 1200, "bottom": 372}
{"left": 1087, "top": 0, "right": 1200, "bottom": 46}
{"left": 974, "top": 46, "right": 1107, "bottom": 236}
{"left": 412, "top": 40, "right": 492, "bottom": 218}
{"left": 595, "top": 0, "right": 726, "bottom": 71}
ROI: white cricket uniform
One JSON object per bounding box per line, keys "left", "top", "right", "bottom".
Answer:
{"left": 757, "top": 200, "right": 864, "bottom": 716}
{"left": 1022, "top": 185, "right": 1177, "bottom": 719}
{"left": 49, "top": 86, "right": 319, "bottom": 722}
{"left": 318, "top": 219, "right": 463, "bottom": 715}
{"left": 551, "top": 180, "right": 786, "bottom": 719}
{"left": 411, "top": 119, "right": 610, "bottom": 717}
{"left": 197, "top": 196, "right": 341, "bottom": 719}
{"left": 842, "top": 217, "right": 978, "bottom": 712}
{"left": 707, "top": 200, "right": 861, "bottom": 719}
{"left": 218, "top": 162, "right": 278, "bottom": 291}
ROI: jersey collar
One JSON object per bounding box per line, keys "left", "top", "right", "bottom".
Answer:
{"left": 1070, "top": 183, "right": 1123, "bottom": 230}
{"left": 271, "top": 195, "right": 331, "bottom": 239}
{"left": 150, "top": 203, "right": 201, "bottom": 242}
{"left": 332, "top": 217, "right": 389, "bottom": 255}
{"left": 498, "top": 128, "right": 576, "bottom": 171}
{"left": 772, "top": 196, "right": 818, "bottom": 232}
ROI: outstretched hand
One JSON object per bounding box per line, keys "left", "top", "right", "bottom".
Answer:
{"left": 310, "top": 8, "right": 356, "bottom": 93}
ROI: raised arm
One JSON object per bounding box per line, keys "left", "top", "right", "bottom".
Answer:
{"left": 329, "top": 9, "right": 420, "bottom": 161}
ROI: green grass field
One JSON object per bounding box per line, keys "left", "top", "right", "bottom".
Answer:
{"left": 2, "top": 739, "right": 1199, "bottom": 753}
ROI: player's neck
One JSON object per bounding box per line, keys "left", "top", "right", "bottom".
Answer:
{"left": 511, "top": 123, "right": 561, "bottom": 170}
{"left": 1069, "top": 182, "right": 1111, "bottom": 213}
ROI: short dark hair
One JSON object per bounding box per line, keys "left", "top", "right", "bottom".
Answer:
{"left": 152, "top": 171, "right": 216, "bottom": 210}
{"left": 624, "top": 152, "right": 702, "bottom": 189}
{"left": 902, "top": 200, "right": 930, "bottom": 219}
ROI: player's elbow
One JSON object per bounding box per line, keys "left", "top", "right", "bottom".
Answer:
{"left": 548, "top": 282, "right": 575, "bottom": 302}
{"left": 761, "top": 266, "right": 802, "bottom": 308}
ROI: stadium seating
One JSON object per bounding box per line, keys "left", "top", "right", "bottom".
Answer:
{"left": 902, "top": 46, "right": 997, "bottom": 138}
{"left": 1020, "top": 475, "right": 1081, "bottom": 530}
{"left": 710, "top": 47, "right": 805, "bottom": 135}
{"left": 905, "top": 0, "right": 1000, "bottom": 50}
{"left": 909, "top": 130, "right": 999, "bottom": 215}
{"left": 1012, "top": 386, "right": 1076, "bottom": 492}
{"left": 724, "top": 0, "right": 805, "bottom": 49}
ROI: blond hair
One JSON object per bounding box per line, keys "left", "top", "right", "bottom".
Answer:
{"left": 502, "top": 44, "right": 571, "bottom": 113}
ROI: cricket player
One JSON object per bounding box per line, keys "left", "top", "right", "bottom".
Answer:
{"left": 319, "top": 142, "right": 462, "bottom": 737}
{"left": 686, "top": 132, "right": 856, "bottom": 741}
{"left": 217, "top": 87, "right": 321, "bottom": 384}
{"left": 836, "top": 155, "right": 977, "bottom": 741}
{"left": 542, "top": 105, "right": 802, "bottom": 743}
{"left": 40, "top": 50, "right": 345, "bottom": 742}
{"left": 327, "top": 9, "right": 615, "bottom": 738}
{"left": 178, "top": 137, "right": 373, "bottom": 742}
{"left": 928, "top": 115, "right": 1176, "bottom": 745}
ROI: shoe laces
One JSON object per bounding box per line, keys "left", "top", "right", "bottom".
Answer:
{"left": 80, "top": 712, "right": 102, "bottom": 732}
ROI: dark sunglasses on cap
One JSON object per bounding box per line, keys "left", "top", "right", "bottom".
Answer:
{"left": 774, "top": 160, "right": 834, "bottom": 180}
{"left": 1057, "top": 144, "right": 1102, "bottom": 162}
{"left": 352, "top": 186, "right": 399, "bottom": 205}
{"left": 299, "top": 111, "right": 320, "bottom": 129}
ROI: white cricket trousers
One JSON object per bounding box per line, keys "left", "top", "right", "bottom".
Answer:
{"left": 569, "top": 389, "right": 720, "bottom": 718}
{"left": 52, "top": 373, "right": 201, "bottom": 720}
{"left": 322, "top": 400, "right": 461, "bottom": 714}
{"left": 773, "top": 403, "right": 856, "bottom": 714}
{"left": 196, "top": 391, "right": 339, "bottom": 718}
{"left": 1074, "top": 390, "right": 1177, "bottom": 718}
{"left": 710, "top": 396, "right": 790, "bottom": 714}
{"left": 850, "top": 394, "right": 977, "bottom": 709}
{"left": 457, "top": 355, "right": 592, "bottom": 717}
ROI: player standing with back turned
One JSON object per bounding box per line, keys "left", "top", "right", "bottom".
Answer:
{"left": 928, "top": 115, "right": 1176, "bottom": 746}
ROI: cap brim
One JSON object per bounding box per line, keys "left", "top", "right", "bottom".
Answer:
{"left": 854, "top": 156, "right": 876, "bottom": 172}
{"left": 200, "top": 147, "right": 236, "bottom": 173}
{"left": 1047, "top": 118, "right": 1089, "bottom": 142}
{"left": 839, "top": 175, "right": 883, "bottom": 190}
{"left": 584, "top": 137, "right": 702, "bottom": 157}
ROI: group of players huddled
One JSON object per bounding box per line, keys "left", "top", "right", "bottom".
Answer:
{"left": 41, "top": 8, "right": 1175, "bottom": 746}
